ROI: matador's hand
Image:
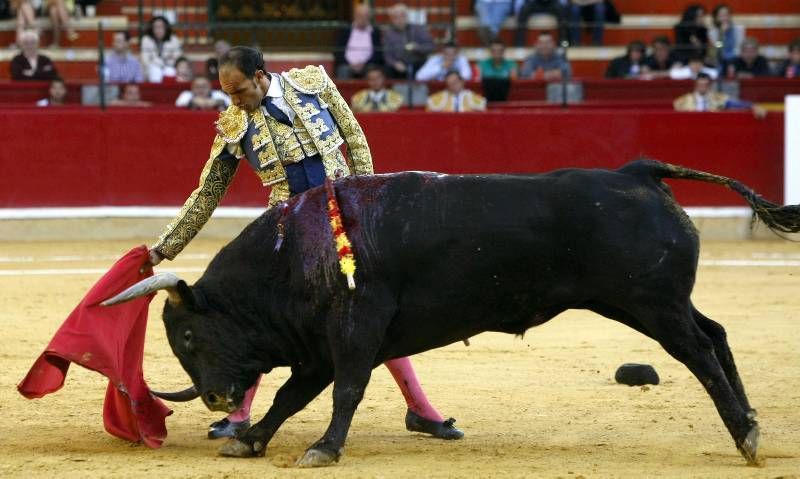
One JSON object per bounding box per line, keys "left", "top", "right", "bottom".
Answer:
{"left": 141, "top": 249, "right": 164, "bottom": 273}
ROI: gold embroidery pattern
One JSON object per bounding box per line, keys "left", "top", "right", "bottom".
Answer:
{"left": 350, "top": 89, "right": 404, "bottom": 112}
{"left": 268, "top": 181, "right": 291, "bottom": 207}
{"left": 215, "top": 106, "right": 248, "bottom": 143}
{"left": 319, "top": 71, "right": 374, "bottom": 175}
{"left": 152, "top": 140, "right": 239, "bottom": 260}
{"left": 282, "top": 65, "right": 328, "bottom": 94}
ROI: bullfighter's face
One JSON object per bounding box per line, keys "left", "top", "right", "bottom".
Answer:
{"left": 219, "top": 65, "right": 268, "bottom": 113}
{"left": 161, "top": 291, "right": 266, "bottom": 413}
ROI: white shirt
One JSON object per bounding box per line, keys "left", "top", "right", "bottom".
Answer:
{"left": 175, "top": 89, "right": 231, "bottom": 108}
{"left": 263, "top": 73, "right": 295, "bottom": 123}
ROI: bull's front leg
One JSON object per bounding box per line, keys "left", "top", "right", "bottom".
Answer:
{"left": 296, "top": 366, "right": 373, "bottom": 467}
{"left": 219, "top": 368, "right": 332, "bottom": 458}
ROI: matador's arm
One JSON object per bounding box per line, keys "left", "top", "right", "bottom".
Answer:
{"left": 318, "top": 69, "right": 374, "bottom": 175}
{"left": 151, "top": 136, "right": 240, "bottom": 260}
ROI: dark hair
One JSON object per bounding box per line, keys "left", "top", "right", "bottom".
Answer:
{"left": 51, "top": 77, "right": 65, "bottom": 85}
{"left": 490, "top": 39, "right": 505, "bottom": 48}
{"left": 442, "top": 41, "right": 459, "bottom": 50}
{"left": 712, "top": 4, "right": 730, "bottom": 29}
{"left": 365, "top": 64, "right": 386, "bottom": 76}
{"left": 688, "top": 52, "right": 706, "bottom": 63}
{"left": 652, "top": 35, "right": 672, "bottom": 47}
{"left": 444, "top": 69, "right": 462, "bottom": 81}
{"left": 627, "top": 40, "right": 646, "bottom": 55}
{"left": 696, "top": 72, "right": 713, "bottom": 81}
{"left": 175, "top": 56, "right": 190, "bottom": 66}
{"left": 789, "top": 38, "right": 800, "bottom": 52}
{"left": 145, "top": 16, "right": 173, "bottom": 42}
{"left": 219, "top": 46, "right": 265, "bottom": 78}
{"left": 680, "top": 4, "right": 705, "bottom": 24}
{"left": 114, "top": 30, "right": 131, "bottom": 42}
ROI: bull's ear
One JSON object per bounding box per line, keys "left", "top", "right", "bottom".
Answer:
{"left": 174, "top": 281, "right": 207, "bottom": 312}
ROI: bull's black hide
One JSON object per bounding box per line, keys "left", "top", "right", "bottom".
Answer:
{"left": 106, "top": 159, "right": 800, "bottom": 467}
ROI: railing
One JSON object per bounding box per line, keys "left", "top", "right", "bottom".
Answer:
{"left": 134, "top": 0, "right": 458, "bottom": 50}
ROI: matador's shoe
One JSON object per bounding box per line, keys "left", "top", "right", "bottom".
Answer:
{"left": 208, "top": 418, "right": 250, "bottom": 439}
{"left": 405, "top": 409, "right": 464, "bottom": 440}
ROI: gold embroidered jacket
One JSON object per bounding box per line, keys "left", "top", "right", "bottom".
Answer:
{"left": 673, "top": 92, "right": 730, "bottom": 112}
{"left": 153, "top": 65, "right": 374, "bottom": 260}
{"left": 426, "top": 89, "right": 487, "bottom": 112}
{"left": 350, "top": 88, "right": 404, "bottom": 112}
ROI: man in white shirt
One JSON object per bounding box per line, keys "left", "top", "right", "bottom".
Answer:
{"left": 415, "top": 42, "right": 472, "bottom": 81}
{"left": 175, "top": 76, "right": 231, "bottom": 111}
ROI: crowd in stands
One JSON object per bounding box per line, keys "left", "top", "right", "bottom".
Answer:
{"left": 4, "top": 1, "right": 799, "bottom": 112}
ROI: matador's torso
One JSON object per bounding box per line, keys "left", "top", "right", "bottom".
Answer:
{"left": 153, "top": 65, "right": 374, "bottom": 260}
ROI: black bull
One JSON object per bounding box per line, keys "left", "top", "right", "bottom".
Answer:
{"left": 104, "top": 159, "right": 800, "bottom": 467}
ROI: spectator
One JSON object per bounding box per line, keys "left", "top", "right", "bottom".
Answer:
{"left": 709, "top": 4, "right": 745, "bottom": 65}
{"left": 519, "top": 32, "right": 571, "bottom": 80}
{"left": 383, "top": 2, "right": 435, "bottom": 79}
{"left": 605, "top": 40, "right": 646, "bottom": 78}
{"left": 478, "top": 39, "right": 517, "bottom": 101}
{"left": 726, "top": 38, "right": 771, "bottom": 79}
{"left": 11, "top": 0, "right": 35, "bottom": 47}
{"left": 36, "top": 77, "right": 66, "bottom": 106}
{"left": 674, "top": 4, "right": 710, "bottom": 64}
{"left": 351, "top": 65, "right": 404, "bottom": 112}
{"left": 643, "top": 36, "right": 679, "bottom": 78}
{"left": 46, "top": 0, "right": 78, "bottom": 46}
{"left": 674, "top": 72, "right": 765, "bottom": 118}
{"left": 426, "top": 70, "right": 487, "bottom": 112}
{"left": 334, "top": 3, "right": 383, "bottom": 79}
{"left": 670, "top": 54, "right": 718, "bottom": 80}
{"left": 105, "top": 31, "right": 144, "bottom": 83}
{"left": 205, "top": 39, "right": 231, "bottom": 81}
{"left": 515, "top": 0, "right": 567, "bottom": 47}
{"left": 174, "top": 56, "right": 194, "bottom": 83}
{"left": 10, "top": 30, "right": 58, "bottom": 81}
{"left": 568, "top": 0, "right": 606, "bottom": 46}
{"left": 778, "top": 39, "right": 800, "bottom": 79}
{"left": 175, "top": 76, "right": 230, "bottom": 111}
{"left": 416, "top": 42, "right": 472, "bottom": 81}
{"left": 110, "top": 83, "right": 152, "bottom": 107}
{"left": 474, "top": 0, "right": 513, "bottom": 45}
{"left": 141, "top": 15, "right": 183, "bottom": 82}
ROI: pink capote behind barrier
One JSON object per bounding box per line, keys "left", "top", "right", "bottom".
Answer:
{"left": 17, "top": 245, "right": 172, "bottom": 448}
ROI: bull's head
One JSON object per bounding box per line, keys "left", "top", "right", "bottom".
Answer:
{"left": 101, "top": 273, "right": 265, "bottom": 413}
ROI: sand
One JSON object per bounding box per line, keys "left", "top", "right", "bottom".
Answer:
{"left": 1, "top": 239, "right": 798, "bottom": 478}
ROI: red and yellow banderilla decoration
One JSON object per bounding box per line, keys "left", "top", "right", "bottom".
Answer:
{"left": 325, "top": 179, "right": 356, "bottom": 290}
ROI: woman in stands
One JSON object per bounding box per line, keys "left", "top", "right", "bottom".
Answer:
{"left": 708, "top": 4, "right": 745, "bottom": 67}
{"left": 674, "top": 4, "right": 711, "bottom": 64}
{"left": 140, "top": 15, "right": 183, "bottom": 82}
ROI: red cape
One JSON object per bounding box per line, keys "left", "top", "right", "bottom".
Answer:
{"left": 18, "top": 245, "right": 172, "bottom": 448}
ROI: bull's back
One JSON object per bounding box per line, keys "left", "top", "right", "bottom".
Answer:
{"left": 338, "top": 168, "right": 699, "bottom": 339}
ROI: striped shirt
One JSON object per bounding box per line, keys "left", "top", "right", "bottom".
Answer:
{"left": 105, "top": 52, "right": 144, "bottom": 83}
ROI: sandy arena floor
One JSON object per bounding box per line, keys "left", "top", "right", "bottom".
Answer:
{"left": 0, "top": 239, "right": 798, "bottom": 478}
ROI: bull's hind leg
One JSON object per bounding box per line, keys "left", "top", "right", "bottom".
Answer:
{"left": 218, "top": 368, "right": 333, "bottom": 458}
{"left": 638, "top": 303, "right": 760, "bottom": 465}
{"left": 691, "top": 305, "right": 756, "bottom": 419}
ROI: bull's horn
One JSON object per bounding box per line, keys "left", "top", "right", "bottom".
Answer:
{"left": 100, "top": 272, "right": 183, "bottom": 306}
{"left": 150, "top": 385, "right": 200, "bottom": 402}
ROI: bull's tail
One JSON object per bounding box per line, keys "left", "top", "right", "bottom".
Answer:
{"left": 622, "top": 159, "right": 800, "bottom": 235}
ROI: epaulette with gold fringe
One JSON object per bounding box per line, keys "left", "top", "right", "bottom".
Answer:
{"left": 282, "top": 65, "right": 329, "bottom": 95}
{"left": 215, "top": 105, "right": 248, "bottom": 143}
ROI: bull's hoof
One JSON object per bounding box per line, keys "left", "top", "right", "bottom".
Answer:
{"left": 218, "top": 438, "right": 263, "bottom": 458}
{"left": 738, "top": 424, "right": 761, "bottom": 466}
{"left": 296, "top": 447, "right": 340, "bottom": 467}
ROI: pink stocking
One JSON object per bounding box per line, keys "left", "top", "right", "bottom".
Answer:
{"left": 226, "top": 375, "right": 262, "bottom": 423}
{"left": 384, "top": 357, "right": 443, "bottom": 422}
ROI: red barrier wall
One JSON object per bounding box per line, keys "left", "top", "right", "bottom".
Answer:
{"left": 0, "top": 109, "right": 783, "bottom": 208}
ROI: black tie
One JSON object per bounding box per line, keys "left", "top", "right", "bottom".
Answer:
{"left": 262, "top": 97, "right": 292, "bottom": 126}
